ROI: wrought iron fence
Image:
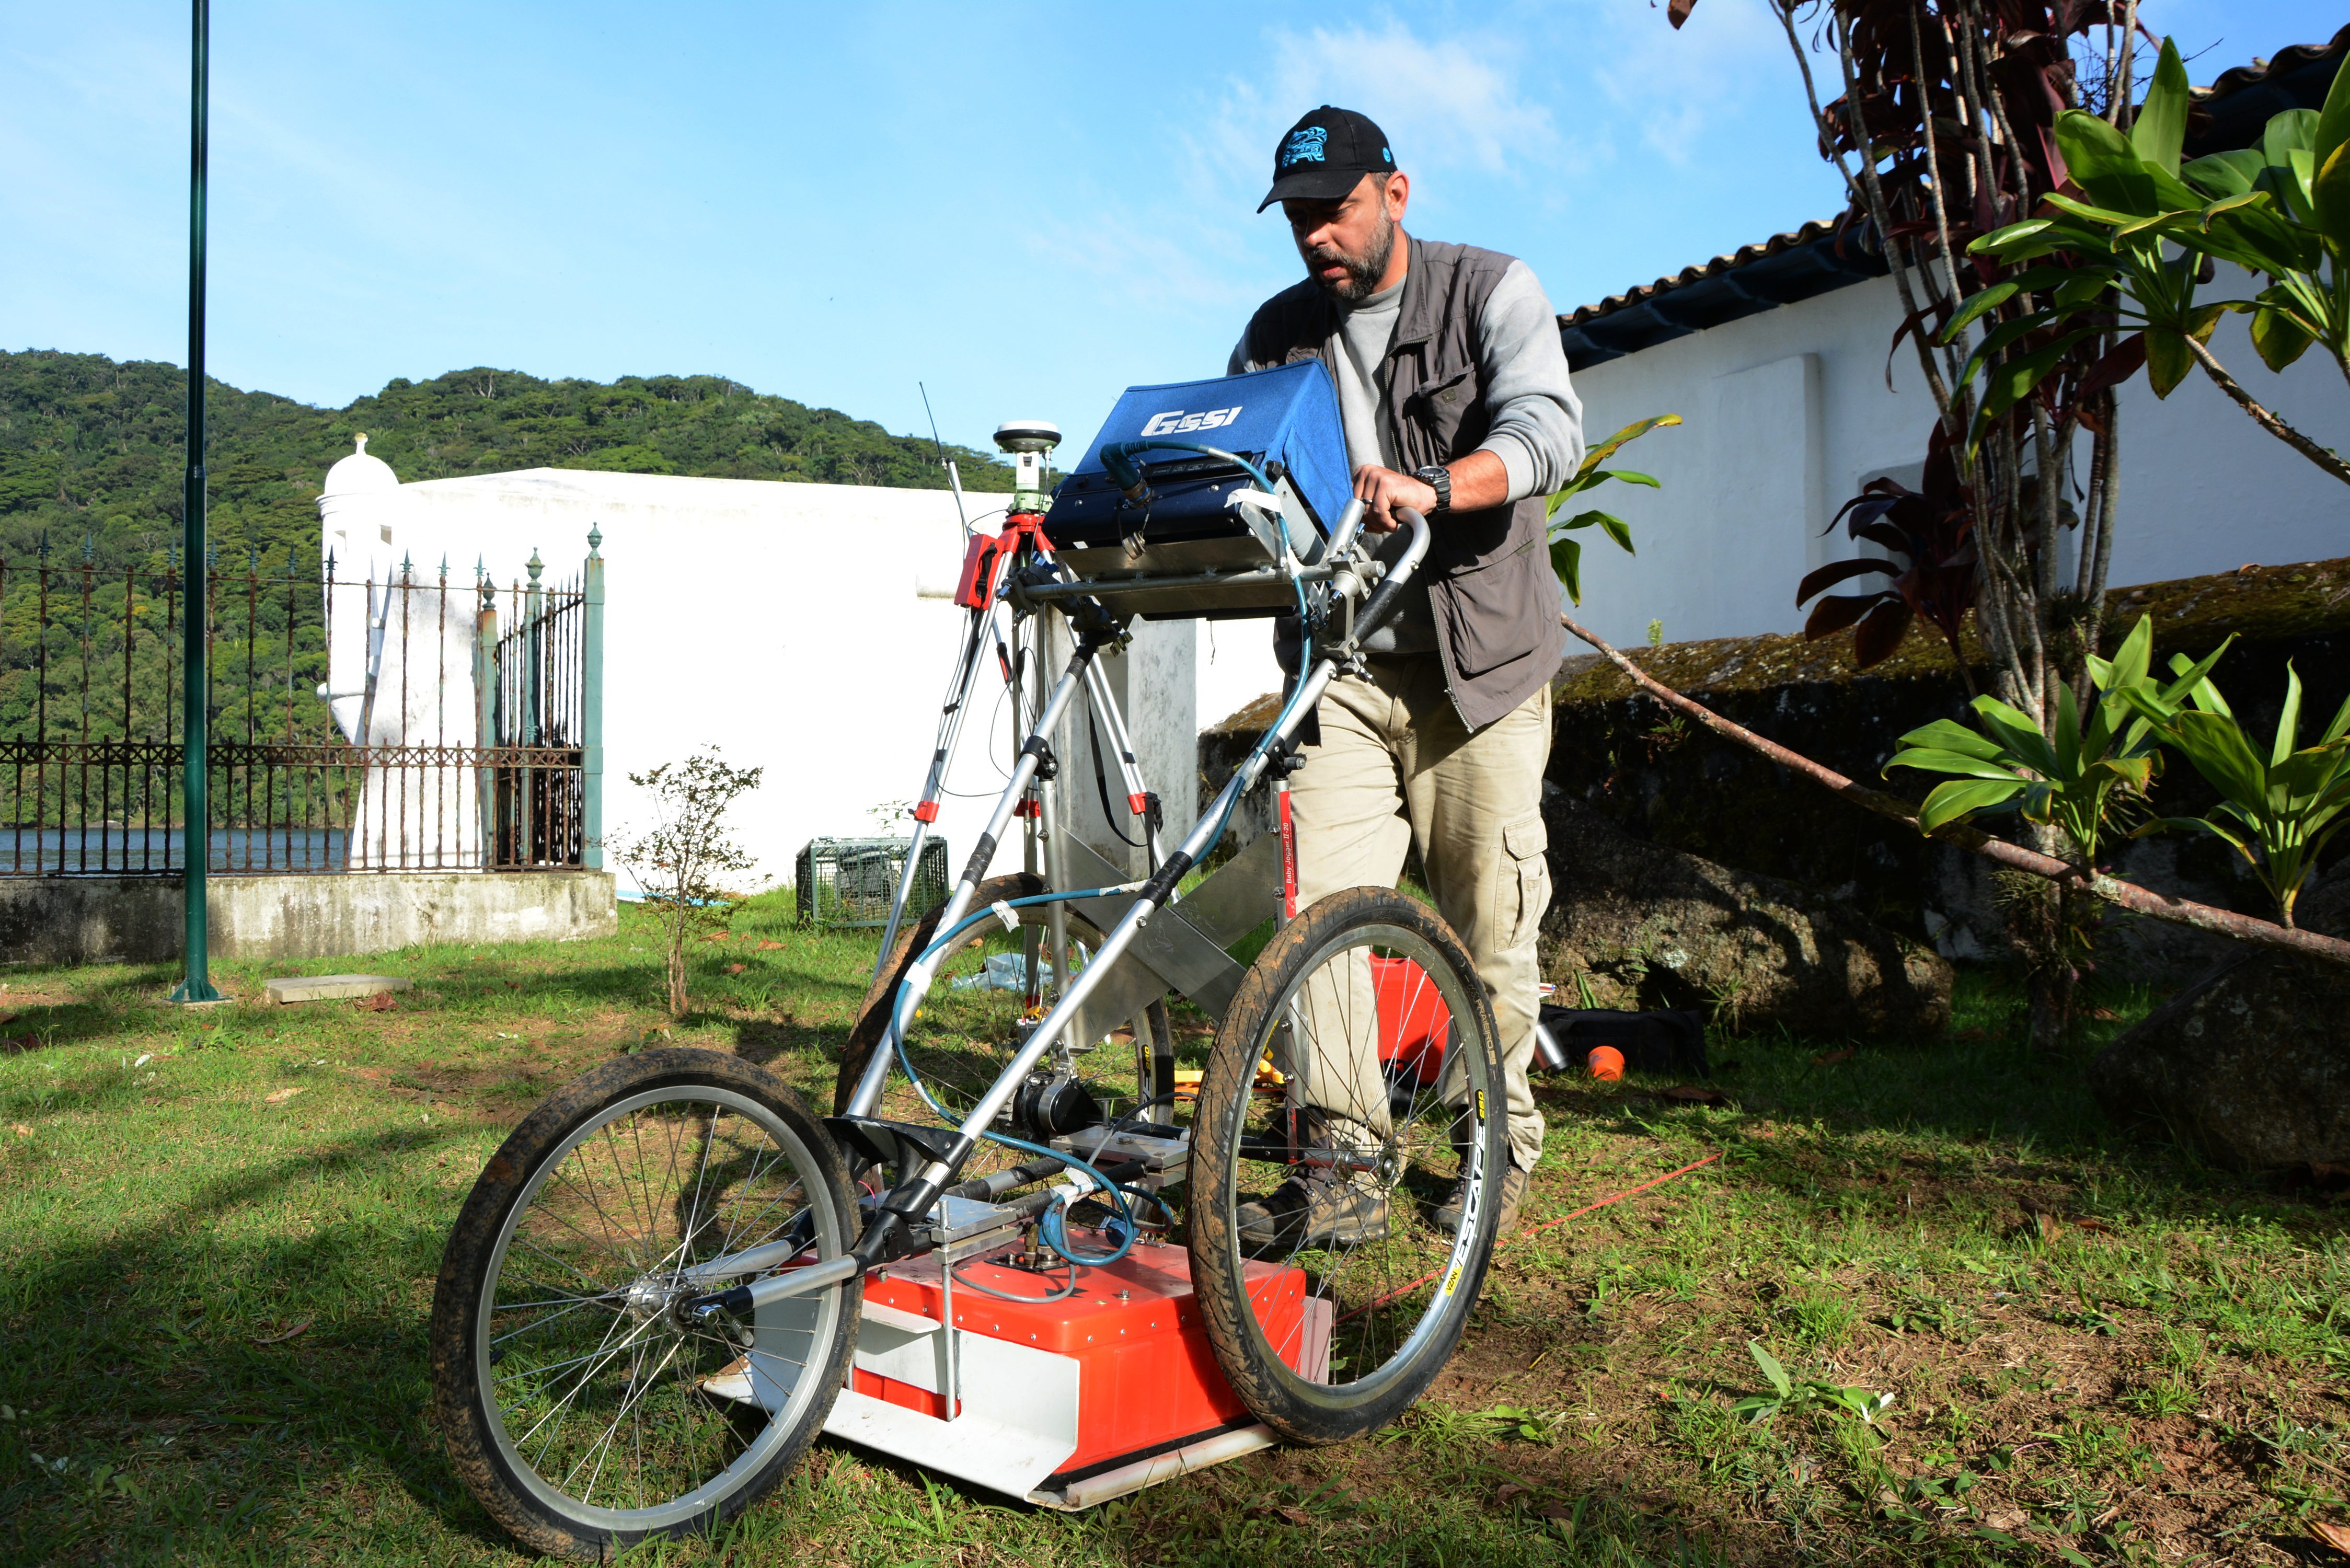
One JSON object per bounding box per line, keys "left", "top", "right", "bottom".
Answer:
{"left": 0, "top": 532, "right": 602, "bottom": 875}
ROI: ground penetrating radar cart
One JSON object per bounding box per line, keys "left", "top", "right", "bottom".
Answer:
{"left": 428, "top": 363, "right": 1513, "bottom": 1559}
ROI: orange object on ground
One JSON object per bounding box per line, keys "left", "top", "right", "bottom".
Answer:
{"left": 1369, "top": 954, "right": 1452, "bottom": 1085}
{"left": 1586, "top": 1045, "right": 1625, "bottom": 1081}
{"left": 857, "top": 1237, "right": 1315, "bottom": 1481}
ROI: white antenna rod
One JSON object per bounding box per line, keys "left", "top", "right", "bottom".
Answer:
{"left": 946, "top": 459, "right": 971, "bottom": 539}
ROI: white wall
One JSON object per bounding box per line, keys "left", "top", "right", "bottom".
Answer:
{"left": 1568, "top": 267, "right": 2350, "bottom": 650}
{"left": 319, "top": 465, "right": 1240, "bottom": 895}
{"left": 1196, "top": 616, "right": 1285, "bottom": 730}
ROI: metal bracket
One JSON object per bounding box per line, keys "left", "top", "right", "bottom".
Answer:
{"left": 826, "top": 1115, "right": 961, "bottom": 1178}
{"left": 1054, "top": 831, "right": 1280, "bottom": 1045}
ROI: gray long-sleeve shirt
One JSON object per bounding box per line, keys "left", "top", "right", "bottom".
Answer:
{"left": 1227, "top": 256, "right": 1584, "bottom": 497}
{"left": 1228, "top": 254, "right": 1583, "bottom": 653}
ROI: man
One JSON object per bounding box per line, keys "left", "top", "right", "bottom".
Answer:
{"left": 1228, "top": 106, "right": 1582, "bottom": 1247}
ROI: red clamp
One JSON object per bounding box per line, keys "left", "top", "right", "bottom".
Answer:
{"left": 912, "top": 800, "right": 940, "bottom": 824}
{"left": 952, "top": 512, "right": 1056, "bottom": 609}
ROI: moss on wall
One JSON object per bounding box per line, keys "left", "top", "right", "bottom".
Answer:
{"left": 1549, "top": 558, "right": 2350, "bottom": 969}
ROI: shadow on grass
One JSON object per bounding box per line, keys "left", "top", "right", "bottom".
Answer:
{"left": 0, "top": 1123, "right": 522, "bottom": 1563}
{"left": 1533, "top": 965, "right": 2348, "bottom": 1243}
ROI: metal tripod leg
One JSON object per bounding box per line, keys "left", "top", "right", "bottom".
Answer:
{"left": 873, "top": 604, "right": 992, "bottom": 978}
{"left": 842, "top": 636, "right": 1108, "bottom": 1120}
{"left": 1080, "top": 655, "right": 1162, "bottom": 867}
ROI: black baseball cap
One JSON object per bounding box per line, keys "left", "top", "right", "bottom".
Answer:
{"left": 1258, "top": 106, "right": 1397, "bottom": 212}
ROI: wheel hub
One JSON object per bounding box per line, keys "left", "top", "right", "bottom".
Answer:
{"left": 620, "top": 1274, "right": 679, "bottom": 1324}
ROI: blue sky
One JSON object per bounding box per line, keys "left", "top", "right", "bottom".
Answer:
{"left": 1, "top": 1, "right": 2327, "bottom": 456}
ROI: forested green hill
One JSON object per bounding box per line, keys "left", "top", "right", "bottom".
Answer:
{"left": 0, "top": 350, "right": 1015, "bottom": 575}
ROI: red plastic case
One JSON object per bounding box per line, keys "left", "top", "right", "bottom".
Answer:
{"left": 857, "top": 1237, "right": 1311, "bottom": 1479}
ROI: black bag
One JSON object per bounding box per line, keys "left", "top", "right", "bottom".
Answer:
{"left": 1537, "top": 1006, "right": 1709, "bottom": 1078}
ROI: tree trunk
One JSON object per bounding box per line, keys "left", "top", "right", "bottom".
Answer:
{"left": 667, "top": 926, "right": 690, "bottom": 1017}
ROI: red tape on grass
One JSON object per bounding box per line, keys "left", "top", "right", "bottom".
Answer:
{"left": 1338, "top": 1151, "right": 1723, "bottom": 1325}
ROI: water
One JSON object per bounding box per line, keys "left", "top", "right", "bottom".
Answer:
{"left": 0, "top": 828, "right": 353, "bottom": 875}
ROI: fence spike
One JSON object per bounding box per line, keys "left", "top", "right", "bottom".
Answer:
{"left": 39, "top": 531, "right": 50, "bottom": 561}
{"left": 439, "top": 553, "right": 449, "bottom": 583}
{"left": 401, "top": 551, "right": 414, "bottom": 581}
{"left": 324, "top": 546, "right": 335, "bottom": 578}
{"left": 285, "top": 545, "right": 298, "bottom": 578}
{"left": 83, "top": 534, "right": 95, "bottom": 563}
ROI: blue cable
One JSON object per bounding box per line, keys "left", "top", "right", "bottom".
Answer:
{"left": 1098, "top": 437, "right": 1316, "bottom": 663}
{"left": 913, "top": 886, "right": 1133, "bottom": 966}
{"left": 885, "top": 895, "right": 1142, "bottom": 1268}
{"left": 885, "top": 1013, "right": 1141, "bottom": 1268}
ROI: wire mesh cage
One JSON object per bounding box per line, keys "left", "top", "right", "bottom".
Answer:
{"left": 794, "top": 836, "right": 949, "bottom": 930}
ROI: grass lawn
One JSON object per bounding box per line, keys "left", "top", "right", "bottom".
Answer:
{"left": 1, "top": 893, "right": 2344, "bottom": 1565}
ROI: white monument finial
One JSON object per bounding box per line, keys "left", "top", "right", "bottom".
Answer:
{"left": 355, "top": 433, "right": 370, "bottom": 455}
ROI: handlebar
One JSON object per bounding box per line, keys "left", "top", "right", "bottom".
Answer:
{"left": 1349, "top": 508, "right": 1431, "bottom": 648}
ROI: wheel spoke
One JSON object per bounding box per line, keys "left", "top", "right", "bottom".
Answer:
{"left": 1197, "top": 903, "right": 1498, "bottom": 1433}
{"left": 444, "top": 1069, "right": 853, "bottom": 1546}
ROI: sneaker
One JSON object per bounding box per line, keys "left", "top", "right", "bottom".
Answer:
{"left": 1235, "top": 1173, "right": 1389, "bottom": 1253}
{"left": 1434, "top": 1162, "right": 1528, "bottom": 1238}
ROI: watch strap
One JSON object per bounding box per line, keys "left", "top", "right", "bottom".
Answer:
{"left": 1415, "top": 464, "right": 1452, "bottom": 514}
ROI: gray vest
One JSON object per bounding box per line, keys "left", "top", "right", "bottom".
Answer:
{"left": 1240, "top": 234, "right": 1566, "bottom": 730}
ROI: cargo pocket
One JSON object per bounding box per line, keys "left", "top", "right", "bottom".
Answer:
{"left": 1500, "top": 814, "right": 1549, "bottom": 949}
{"left": 1441, "top": 550, "right": 1527, "bottom": 679}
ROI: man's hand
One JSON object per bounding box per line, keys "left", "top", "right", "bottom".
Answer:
{"left": 1352, "top": 451, "right": 1510, "bottom": 531}
{"left": 1353, "top": 465, "right": 1438, "bottom": 533}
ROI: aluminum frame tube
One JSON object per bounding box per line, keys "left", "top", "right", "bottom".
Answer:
{"left": 943, "top": 510, "right": 1431, "bottom": 1144}
{"left": 842, "top": 644, "right": 1101, "bottom": 1119}
{"left": 952, "top": 653, "right": 1343, "bottom": 1140}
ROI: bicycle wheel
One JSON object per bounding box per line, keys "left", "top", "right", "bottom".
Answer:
{"left": 1189, "top": 887, "right": 1506, "bottom": 1445}
{"left": 430, "top": 1049, "right": 859, "bottom": 1559}
{"left": 836, "top": 872, "right": 1176, "bottom": 1170}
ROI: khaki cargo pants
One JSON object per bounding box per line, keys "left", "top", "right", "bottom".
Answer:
{"left": 1281, "top": 654, "right": 1550, "bottom": 1173}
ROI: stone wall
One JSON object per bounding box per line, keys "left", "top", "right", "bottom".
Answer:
{"left": 0, "top": 871, "right": 617, "bottom": 966}
{"left": 1545, "top": 558, "right": 2350, "bottom": 975}
{"left": 1200, "top": 559, "right": 2350, "bottom": 979}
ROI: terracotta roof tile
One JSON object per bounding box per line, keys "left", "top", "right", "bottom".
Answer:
{"left": 1561, "top": 31, "right": 2346, "bottom": 335}
{"left": 1561, "top": 217, "right": 1857, "bottom": 328}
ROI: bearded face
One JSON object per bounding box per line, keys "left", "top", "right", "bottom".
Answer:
{"left": 1303, "top": 212, "right": 1397, "bottom": 304}
{"left": 1284, "top": 174, "right": 1407, "bottom": 306}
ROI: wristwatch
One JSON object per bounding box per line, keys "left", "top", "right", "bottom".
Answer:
{"left": 1413, "top": 463, "right": 1453, "bottom": 514}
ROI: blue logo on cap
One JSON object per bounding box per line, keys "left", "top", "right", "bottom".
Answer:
{"left": 1281, "top": 126, "right": 1328, "bottom": 168}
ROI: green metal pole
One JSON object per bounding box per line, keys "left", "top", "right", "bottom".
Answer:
{"left": 172, "top": 0, "right": 220, "bottom": 1002}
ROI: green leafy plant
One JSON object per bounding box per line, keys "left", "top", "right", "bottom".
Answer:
{"left": 1476, "top": 1403, "right": 1564, "bottom": 1444}
{"left": 606, "top": 747, "right": 764, "bottom": 1016}
{"left": 1730, "top": 1340, "right": 1893, "bottom": 1426}
{"left": 1545, "top": 413, "right": 1679, "bottom": 603}
{"left": 2124, "top": 655, "right": 2350, "bottom": 927}
{"left": 1885, "top": 615, "right": 2230, "bottom": 863}
{"left": 1965, "top": 38, "right": 2350, "bottom": 482}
